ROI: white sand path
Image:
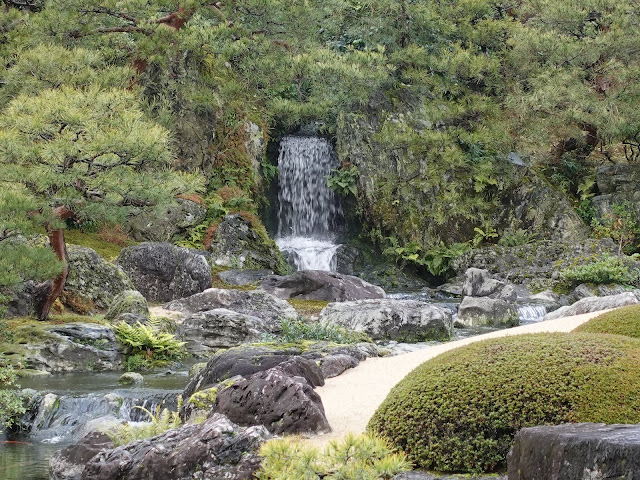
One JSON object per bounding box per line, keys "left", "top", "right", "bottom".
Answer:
{"left": 305, "top": 309, "right": 614, "bottom": 447}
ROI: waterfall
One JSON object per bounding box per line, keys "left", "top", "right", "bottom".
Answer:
{"left": 517, "top": 304, "right": 547, "bottom": 324}
{"left": 276, "top": 136, "right": 342, "bottom": 271}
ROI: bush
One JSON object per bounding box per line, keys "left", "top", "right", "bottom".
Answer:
{"left": 278, "top": 319, "right": 371, "bottom": 344}
{"left": 0, "top": 364, "right": 26, "bottom": 432}
{"left": 256, "top": 433, "right": 411, "bottom": 480}
{"left": 574, "top": 304, "right": 640, "bottom": 339}
{"left": 559, "top": 254, "right": 639, "bottom": 286}
{"left": 368, "top": 333, "right": 640, "bottom": 473}
{"left": 114, "top": 320, "right": 186, "bottom": 371}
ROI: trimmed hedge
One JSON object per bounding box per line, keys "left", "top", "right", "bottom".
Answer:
{"left": 574, "top": 304, "right": 640, "bottom": 339}
{"left": 368, "top": 333, "right": 640, "bottom": 473}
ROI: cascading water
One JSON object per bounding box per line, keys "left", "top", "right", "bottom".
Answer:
{"left": 276, "top": 136, "right": 343, "bottom": 271}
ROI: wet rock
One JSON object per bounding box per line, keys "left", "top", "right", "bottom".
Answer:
{"left": 261, "top": 270, "right": 385, "bottom": 302}
{"left": 457, "top": 297, "right": 519, "bottom": 327}
{"left": 82, "top": 413, "right": 269, "bottom": 480}
{"left": 462, "top": 268, "right": 517, "bottom": 302}
{"left": 320, "top": 354, "right": 359, "bottom": 378}
{"left": 118, "top": 372, "right": 143, "bottom": 386}
{"left": 116, "top": 242, "right": 211, "bottom": 302}
{"left": 544, "top": 291, "right": 640, "bottom": 321}
{"left": 217, "top": 269, "right": 273, "bottom": 286}
{"left": 164, "top": 288, "right": 297, "bottom": 325}
{"left": 507, "top": 423, "right": 640, "bottom": 479}
{"left": 319, "top": 299, "right": 453, "bottom": 341}
{"left": 126, "top": 198, "right": 207, "bottom": 242}
{"left": 49, "top": 431, "right": 115, "bottom": 480}
{"left": 213, "top": 366, "right": 331, "bottom": 435}
{"left": 105, "top": 290, "right": 148, "bottom": 321}
{"left": 334, "top": 245, "right": 362, "bottom": 276}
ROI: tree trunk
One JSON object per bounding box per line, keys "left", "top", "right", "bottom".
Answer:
{"left": 34, "top": 228, "right": 68, "bottom": 321}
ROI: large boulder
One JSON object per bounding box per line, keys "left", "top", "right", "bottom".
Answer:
{"left": 116, "top": 242, "right": 211, "bottom": 302}
{"left": 176, "top": 309, "right": 265, "bottom": 354}
{"left": 126, "top": 198, "right": 207, "bottom": 242}
{"left": 104, "top": 290, "right": 148, "bottom": 321}
{"left": 261, "top": 270, "right": 385, "bottom": 302}
{"left": 544, "top": 291, "right": 640, "bottom": 321}
{"left": 81, "top": 413, "right": 270, "bottom": 480}
{"left": 217, "top": 269, "right": 273, "bottom": 286}
{"left": 49, "top": 431, "right": 115, "bottom": 480}
{"left": 213, "top": 366, "right": 331, "bottom": 435}
{"left": 62, "top": 245, "right": 134, "bottom": 313}
{"left": 507, "top": 423, "right": 640, "bottom": 479}
{"left": 457, "top": 297, "right": 519, "bottom": 327}
{"left": 319, "top": 299, "right": 453, "bottom": 341}
{"left": 461, "top": 268, "right": 517, "bottom": 302}
{"left": 208, "top": 214, "right": 287, "bottom": 274}
{"left": 164, "top": 288, "right": 297, "bottom": 325}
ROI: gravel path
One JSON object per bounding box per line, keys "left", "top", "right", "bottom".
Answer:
{"left": 305, "top": 309, "right": 613, "bottom": 447}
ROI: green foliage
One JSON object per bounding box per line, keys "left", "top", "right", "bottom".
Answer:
{"left": 256, "top": 433, "right": 411, "bottom": 480}
{"left": 0, "top": 363, "right": 26, "bottom": 432}
{"left": 591, "top": 203, "right": 640, "bottom": 255}
{"left": 559, "top": 254, "right": 639, "bottom": 286}
{"left": 472, "top": 225, "right": 499, "bottom": 248}
{"left": 105, "top": 402, "right": 182, "bottom": 447}
{"left": 383, "top": 236, "right": 471, "bottom": 278}
{"left": 327, "top": 165, "right": 359, "bottom": 196}
{"left": 64, "top": 230, "right": 135, "bottom": 262}
{"left": 260, "top": 161, "right": 279, "bottom": 183}
{"left": 277, "top": 319, "right": 371, "bottom": 345}
{"left": 369, "top": 333, "right": 640, "bottom": 473}
{"left": 114, "top": 320, "right": 186, "bottom": 371}
{"left": 498, "top": 228, "right": 535, "bottom": 247}
{"left": 574, "top": 305, "right": 640, "bottom": 339}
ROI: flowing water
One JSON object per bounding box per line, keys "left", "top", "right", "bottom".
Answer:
{"left": 276, "top": 136, "right": 343, "bottom": 271}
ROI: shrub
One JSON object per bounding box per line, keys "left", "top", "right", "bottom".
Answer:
{"left": 255, "top": 433, "right": 411, "bottom": 480}
{"left": 278, "top": 319, "right": 371, "bottom": 344}
{"left": 0, "top": 364, "right": 26, "bottom": 432}
{"left": 559, "top": 254, "right": 639, "bottom": 286}
{"left": 114, "top": 320, "right": 186, "bottom": 371}
{"left": 574, "top": 304, "right": 640, "bottom": 339}
{"left": 368, "top": 333, "right": 640, "bottom": 473}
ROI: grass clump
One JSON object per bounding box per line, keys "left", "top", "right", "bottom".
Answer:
{"left": 574, "top": 304, "right": 640, "bottom": 339}
{"left": 279, "top": 319, "right": 371, "bottom": 344}
{"left": 114, "top": 320, "right": 186, "bottom": 371}
{"left": 559, "top": 254, "right": 639, "bottom": 286}
{"left": 368, "top": 333, "right": 640, "bottom": 473}
{"left": 256, "top": 433, "right": 411, "bottom": 480}
{"left": 105, "top": 403, "right": 182, "bottom": 447}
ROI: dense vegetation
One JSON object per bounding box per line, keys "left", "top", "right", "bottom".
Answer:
{"left": 574, "top": 304, "right": 640, "bottom": 339}
{"left": 368, "top": 333, "right": 640, "bottom": 473}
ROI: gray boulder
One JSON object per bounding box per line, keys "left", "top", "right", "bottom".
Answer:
{"left": 213, "top": 366, "right": 331, "bottom": 435}
{"left": 573, "top": 283, "right": 631, "bottom": 300}
{"left": 507, "top": 423, "right": 640, "bottom": 479}
{"left": 82, "top": 413, "right": 270, "bottom": 480}
{"left": 334, "top": 245, "right": 362, "bottom": 276}
{"left": 457, "top": 297, "right": 519, "bottom": 327}
{"left": 49, "top": 431, "right": 115, "bottom": 480}
{"left": 164, "top": 288, "right": 297, "bottom": 325}
{"left": 126, "top": 198, "right": 207, "bottom": 242}
{"left": 116, "top": 242, "right": 211, "bottom": 302}
{"left": 319, "top": 299, "right": 453, "bottom": 341}
{"left": 261, "top": 270, "right": 385, "bottom": 302}
{"left": 462, "top": 268, "right": 517, "bottom": 302}
{"left": 217, "top": 269, "right": 273, "bottom": 286}
{"left": 176, "top": 309, "right": 265, "bottom": 354}
{"left": 105, "top": 290, "right": 148, "bottom": 321}
{"left": 544, "top": 291, "right": 640, "bottom": 321}
{"left": 320, "top": 354, "right": 360, "bottom": 379}
{"left": 118, "top": 372, "right": 143, "bottom": 386}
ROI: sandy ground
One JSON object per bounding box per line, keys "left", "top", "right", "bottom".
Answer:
{"left": 304, "top": 309, "right": 614, "bottom": 447}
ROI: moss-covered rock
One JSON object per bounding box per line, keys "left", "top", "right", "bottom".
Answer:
{"left": 574, "top": 304, "right": 640, "bottom": 339}
{"left": 368, "top": 333, "right": 640, "bottom": 473}
{"left": 105, "top": 290, "right": 149, "bottom": 321}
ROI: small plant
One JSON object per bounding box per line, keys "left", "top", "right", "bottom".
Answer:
{"left": 327, "top": 165, "right": 359, "bottom": 196}
{"left": 176, "top": 222, "right": 209, "bottom": 249}
{"left": 98, "top": 224, "right": 130, "bottom": 247}
{"left": 472, "top": 224, "right": 498, "bottom": 247}
{"left": 422, "top": 241, "right": 471, "bottom": 277}
{"left": 0, "top": 363, "right": 26, "bottom": 432}
{"left": 0, "top": 319, "right": 14, "bottom": 343}
{"left": 498, "top": 228, "right": 535, "bottom": 247}
{"left": 278, "top": 319, "right": 371, "bottom": 344}
{"left": 559, "top": 254, "right": 639, "bottom": 286}
{"left": 114, "top": 320, "right": 186, "bottom": 371}
{"left": 105, "top": 401, "right": 183, "bottom": 447}
{"left": 591, "top": 203, "right": 640, "bottom": 255}
{"left": 256, "top": 433, "right": 411, "bottom": 480}
{"left": 261, "top": 161, "right": 279, "bottom": 182}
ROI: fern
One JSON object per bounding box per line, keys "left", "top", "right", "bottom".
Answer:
{"left": 114, "top": 320, "right": 186, "bottom": 370}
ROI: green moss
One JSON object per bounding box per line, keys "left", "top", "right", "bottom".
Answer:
{"left": 574, "top": 305, "right": 640, "bottom": 339}
{"left": 286, "top": 299, "right": 330, "bottom": 317}
{"left": 188, "top": 387, "right": 219, "bottom": 409}
{"left": 64, "top": 230, "right": 136, "bottom": 262}
{"left": 368, "top": 333, "right": 640, "bottom": 473}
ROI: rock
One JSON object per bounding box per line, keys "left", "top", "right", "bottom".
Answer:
{"left": 189, "top": 362, "right": 207, "bottom": 377}
{"left": 393, "top": 473, "right": 505, "bottom": 480}
{"left": 118, "top": 372, "right": 143, "bottom": 386}
{"left": 105, "top": 290, "right": 148, "bottom": 321}
{"left": 182, "top": 377, "right": 243, "bottom": 422}
{"left": 319, "top": 299, "right": 453, "bottom": 341}
{"left": 213, "top": 366, "right": 331, "bottom": 435}
{"left": 461, "top": 268, "right": 517, "bottom": 302}
{"left": 320, "top": 354, "right": 359, "bottom": 378}
{"left": 49, "top": 431, "right": 115, "bottom": 480}
{"left": 62, "top": 245, "right": 134, "bottom": 313}
{"left": 82, "top": 413, "right": 270, "bottom": 480}
{"left": 261, "top": 270, "right": 385, "bottom": 302}
{"left": 457, "top": 297, "right": 519, "bottom": 327}
{"left": 334, "top": 245, "right": 362, "bottom": 276}
{"left": 114, "top": 313, "right": 149, "bottom": 326}
{"left": 507, "top": 423, "right": 640, "bottom": 479}
{"left": 217, "top": 269, "right": 273, "bottom": 286}
{"left": 592, "top": 164, "right": 640, "bottom": 227}
{"left": 116, "top": 242, "right": 212, "bottom": 302}
{"left": 176, "top": 309, "right": 265, "bottom": 354}
{"left": 126, "top": 198, "right": 207, "bottom": 242}
{"left": 544, "top": 292, "right": 640, "bottom": 321}
{"left": 573, "top": 283, "right": 630, "bottom": 300}
{"left": 164, "top": 288, "right": 297, "bottom": 326}
{"left": 208, "top": 214, "right": 286, "bottom": 274}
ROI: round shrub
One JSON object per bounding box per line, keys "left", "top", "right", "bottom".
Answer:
{"left": 368, "top": 333, "right": 640, "bottom": 473}
{"left": 574, "top": 304, "right": 640, "bottom": 338}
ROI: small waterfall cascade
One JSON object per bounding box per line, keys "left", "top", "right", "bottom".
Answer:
{"left": 517, "top": 304, "right": 548, "bottom": 324}
{"left": 276, "top": 136, "right": 343, "bottom": 271}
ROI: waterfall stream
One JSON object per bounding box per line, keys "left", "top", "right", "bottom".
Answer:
{"left": 276, "top": 136, "right": 342, "bottom": 271}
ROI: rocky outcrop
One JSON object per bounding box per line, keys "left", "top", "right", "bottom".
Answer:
{"left": 319, "top": 299, "right": 453, "bottom": 341}
{"left": 592, "top": 164, "right": 640, "bottom": 227}
{"left": 261, "top": 270, "right": 385, "bottom": 302}
{"left": 507, "top": 423, "right": 640, "bottom": 479}
{"left": 457, "top": 297, "right": 519, "bottom": 327}
{"left": 213, "top": 366, "right": 331, "bottom": 435}
{"left": 81, "top": 413, "right": 270, "bottom": 480}
{"left": 208, "top": 214, "right": 287, "bottom": 274}
{"left": 49, "top": 431, "right": 115, "bottom": 480}
{"left": 116, "top": 242, "right": 211, "bottom": 302}
{"left": 164, "top": 288, "right": 297, "bottom": 325}
{"left": 320, "top": 354, "right": 360, "bottom": 378}
{"left": 104, "top": 290, "right": 148, "bottom": 321}
{"left": 217, "top": 269, "right": 273, "bottom": 286}
{"left": 461, "top": 268, "right": 517, "bottom": 302}
{"left": 544, "top": 291, "right": 640, "bottom": 321}
{"left": 126, "top": 198, "right": 207, "bottom": 242}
